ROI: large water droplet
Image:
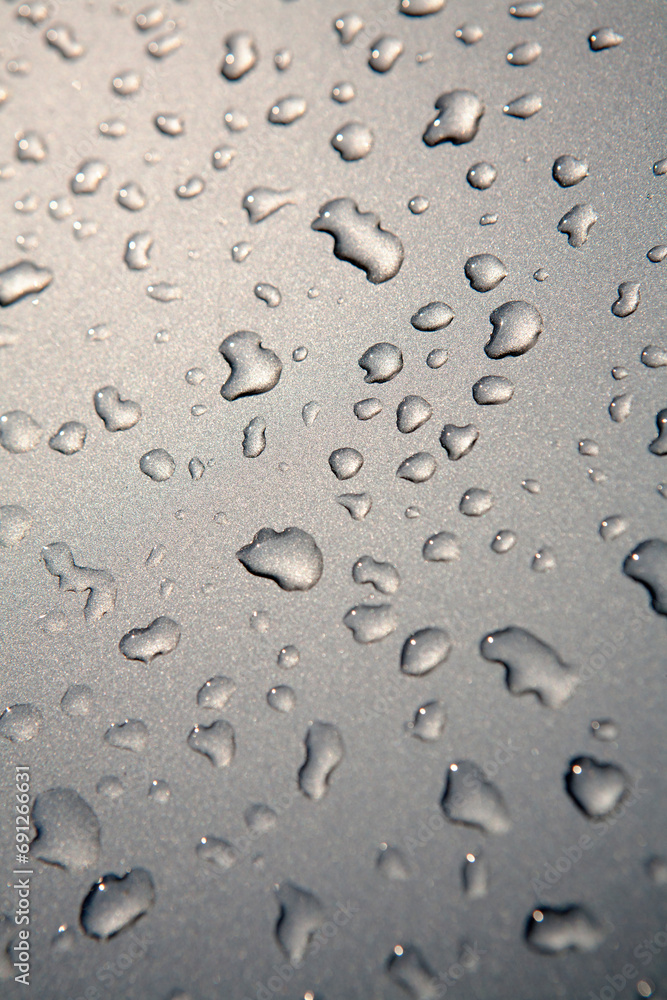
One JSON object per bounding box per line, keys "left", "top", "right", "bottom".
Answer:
{"left": 623, "top": 539, "right": 667, "bottom": 614}
{"left": 480, "top": 626, "right": 577, "bottom": 707}
{"left": 80, "top": 869, "right": 155, "bottom": 940}
{"left": 237, "top": 527, "right": 323, "bottom": 591}
{"left": 400, "top": 627, "right": 451, "bottom": 675}
{"left": 31, "top": 788, "right": 100, "bottom": 872}
{"left": 298, "top": 721, "right": 344, "bottom": 799}
{"left": 219, "top": 332, "right": 282, "bottom": 400}
{"left": 312, "top": 199, "right": 404, "bottom": 283}
{"left": 442, "top": 760, "right": 511, "bottom": 834}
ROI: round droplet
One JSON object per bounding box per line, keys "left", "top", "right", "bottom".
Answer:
{"left": 267, "top": 685, "right": 296, "bottom": 712}
{"left": 139, "top": 449, "right": 175, "bottom": 482}
{"left": 467, "top": 162, "right": 497, "bottom": 189}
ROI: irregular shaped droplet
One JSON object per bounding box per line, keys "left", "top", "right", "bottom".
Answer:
{"left": 268, "top": 96, "right": 307, "bottom": 125}
{"left": 352, "top": 555, "right": 399, "bottom": 594}
{"left": 589, "top": 27, "right": 623, "bottom": 51}
{"left": 0, "top": 261, "right": 52, "bottom": 305}
{"left": 154, "top": 112, "right": 184, "bottom": 137}
{"left": 329, "top": 447, "right": 363, "bottom": 480}
{"left": 532, "top": 547, "right": 556, "bottom": 572}
{"left": 647, "top": 245, "right": 667, "bottom": 263}
{"left": 480, "top": 626, "right": 577, "bottom": 707}
{"left": 397, "top": 396, "right": 432, "bottom": 433}
{"left": 359, "top": 342, "right": 403, "bottom": 382}
{"left": 623, "top": 539, "right": 667, "bottom": 614}
{"left": 526, "top": 906, "right": 604, "bottom": 954}
{"left": 397, "top": 452, "right": 436, "bottom": 482}
{"left": 612, "top": 281, "right": 640, "bottom": 317}
{"left": 465, "top": 253, "right": 507, "bottom": 292}
{"left": 440, "top": 423, "right": 479, "bottom": 460}
{"left": 642, "top": 345, "right": 667, "bottom": 368}
{"left": 503, "top": 93, "right": 542, "bottom": 118}
{"left": 254, "top": 283, "right": 281, "bottom": 308}
{"left": 423, "top": 90, "right": 484, "bottom": 146}
{"left": 245, "top": 803, "right": 277, "bottom": 834}
{"left": 467, "top": 161, "right": 497, "bottom": 189}
{"left": 0, "top": 704, "right": 42, "bottom": 742}
{"left": 48, "top": 421, "right": 86, "bottom": 455}
{"left": 104, "top": 719, "right": 148, "bottom": 752}
{"left": 354, "top": 398, "right": 382, "bottom": 420}
{"left": 42, "top": 543, "right": 116, "bottom": 622}
{"left": 302, "top": 401, "right": 321, "bottom": 426}
{"left": 61, "top": 684, "right": 93, "bottom": 717}
{"left": 16, "top": 130, "right": 47, "bottom": 163}
{"left": 334, "top": 13, "right": 364, "bottom": 45}
{"left": 473, "top": 375, "right": 514, "bottom": 405}
{"left": 409, "top": 700, "right": 446, "bottom": 741}
{"left": 312, "top": 199, "right": 404, "bottom": 283}
{"left": 0, "top": 410, "right": 42, "bottom": 451}
{"left": 608, "top": 393, "right": 632, "bottom": 424}
{"left": 422, "top": 531, "right": 460, "bottom": 562}
{"left": 45, "top": 24, "right": 84, "bottom": 59}
{"left": 219, "top": 331, "right": 282, "bottom": 400}
{"left": 401, "top": 627, "right": 451, "bottom": 676}
{"left": 221, "top": 31, "right": 258, "bottom": 80}
{"left": 462, "top": 852, "right": 488, "bottom": 898}
{"left": 243, "top": 417, "right": 266, "bottom": 457}
{"left": 176, "top": 176, "right": 204, "bottom": 200}
{"left": 124, "top": 232, "right": 153, "bottom": 270}
{"left": 119, "top": 616, "right": 180, "bottom": 663}
{"left": 237, "top": 527, "right": 323, "bottom": 591}
{"left": 387, "top": 944, "right": 438, "bottom": 1000}
{"left": 590, "top": 719, "right": 619, "bottom": 741}
{"left": 94, "top": 386, "right": 141, "bottom": 431}
{"left": 377, "top": 846, "right": 412, "bottom": 881}
{"left": 117, "top": 181, "right": 146, "bottom": 211}
{"left": 140, "top": 449, "right": 175, "bottom": 482}
{"left": 331, "top": 121, "right": 373, "bottom": 161}
{"left": 565, "top": 756, "right": 627, "bottom": 817}
{"left": 411, "top": 301, "right": 453, "bottom": 331}
{"left": 187, "top": 720, "right": 235, "bottom": 767}
{"left": 558, "top": 203, "right": 597, "bottom": 247}
{"left": 212, "top": 145, "right": 236, "bottom": 170}
{"left": 507, "top": 40, "right": 541, "bottom": 65}
{"left": 486, "top": 301, "right": 543, "bottom": 358}
{"left": 242, "top": 187, "right": 294, "bottom": 223}
{"left": 649, "top": 409, "right": 667, "bottom": 456}
{"left": 442, "top": 760, "right": 511, "bottom": 833}
{"left": 459, "top": 488, "right": 494, "bottom": 516}
{"left": 71, "top": 160, "right": 108, "bottom": 195}
{"left": 275, "top": 882, "right": 324, "bottom": 964}
{"left": 552, "top": 154, "right": 588, "bottom": 187}
{"left": 197, "top": 676, "right": 236, "bottom": 711}
{"left": 31, "top": 788, "right": 100, "bottom": 872}
{"left": 267, "top": 685, "right": 296, "bottom": 712}
{"left": 0, "top": 505, "right": 32, "bottom": 547}
{"left": 337, "top": 493, "right": 372, "bottom": 520}
{"left": 80, "top": 869, "right": 155, "bottom": 940}
{"left": 224, "top": 108, "right": 248, "bottom": 132}
{"left": 369, "top": 36, "right": 403, "bottom": 73}
{"left": 298, "top": 721, "right": 344, "bottom": 800}
{"left": 344, "top": 603, "right": 396, "bottom": 643}
{"left": 188, "top": 458, "right": 204, "bottom": 480}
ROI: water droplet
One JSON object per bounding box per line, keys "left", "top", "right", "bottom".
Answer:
{"left": 331, "top": 81, "right": 355, "bottom": 103}
{"left": 298, "top": 722, "right": 344, "bottom": 799}
{"left": 589, "top": 27, "right": 623, "bottom": 51}
{"left": 647, "top": 244, "right": 667, "bottom": 263}
{"left": 31, "top": 788, "right": 100, "bottom": 871}
{"left": 397, "top": 395, "right": 432, "bottom": 433}
{"left": 566, "top": 756, "right": 627, "bottom": 817}
{"left": 0, "top": 261, "right": 52, "bottom": 305}
{"left": 334, "top": 13, "right": 364, "bottom": 45}
{"left": 242, "top": 416, "right": 266, "bottom": 458}
{"left": 623, "top": 539, "right": 667, "bottom": 614}
{"left": 645, "top": 857, "right": 667, "bottom": 885}
{"left": 558, "top": 203, "right": 597, "bottom": 247}
{"left": 147, "top": 30, "right": 182, "bottom": 59}
{"left": 578, "top": 438, "right": 599, "bottom": 457}
{"left": 219, "top": 331, "right": 282, "bottom": 400}
{"left": 440, "top": 424, "right": 479, "bottom": 460}
{"left": 61, "top": 684, "right": 93, "bottom": 716}
{"left": 522, "top": 478, "right": 541, "bottom": 494}
{"left": 254, "top": 282, "right": 281, "bottom": 307}
{"left": 16, "top": 130, "right": 47, "bottom": 163}
{"left": 119, "top": 616, "right": 180, "bottom": 663}
{"left": 48, "top": 195, "right": 74, "bottom": 220}
{"left": 401, "top": 627, "right": 451, "bottom": 675}
{"left": 176, "top": 176, "right": 204, "bottom": 199}
{"left": 277, "top": 645, "right": 300, "bottom": 669}
{"left": 329, "top": 447, "right": 364, "bottom": 480}
{"left": 532, "top": 547, "right": 556, "bottom": 572}
{"left": 467, "top": 161, "right": 497, "bottom": 189}
{"left": 135, "top": 6, "right": 163, "bottom": 30}
{"left": 400, "top": 0, "right": 444, "bottom": 14}
{"left": 503, "top": 93, "right": 542, "bottom": 119}
{"left": 590, "top": 719, "right": 619, "bottom": 741}
{"left": 480, "top": 212, "right": 498, "bottom": 226}
{"left": 510, "top": 2, "right": 543, "bottom": 17}
{"left": 455, "top": 23, "right": 483, "bottom": 45}
{"left": 331, "top": 121, "right": 374, "bottom": 161}
{"left": 486, "top": 301, "right": 543, "bottom": 358}
{"left": 267, "top": 684, "right": 296, "bottom": 712}
{"left": 0, "top": 409, "right": 41, "bottom": 452}
{"left": 480, "top": 626, "right": 577, "bottom": 707}
{"left": 268, "top": 95, "right": 307, "bottom": 125}
{"left": 612, "top": 281, "right": 640, "bottom": 317}
{"left": 422, "top": 531, "right": 460, "bottom": 562}
{"left": 337, "top": 492, "right": 372, "bottom": 520}
{"left": 0, "top": 504, "right": 32, "bottom": 548}
{"left": 104, "top": 719, "right": 148, "bottom": 752}
{"left": 231, "top": 240, "right": 251, "bottom": 262}
{"left": 117, "top": 181, "right": 147, "bottom": 210}
{"left": 649, "top": 409, "right": 667, "bottom": 456}
{"left": 275, "top": 882, "right": 324, "bottom": 963}
{"left": 442, "top": 760, "right": 511, "bottom": 834}
{"left": 292, "top": 346, "right": 308, "bottom": 361}
{"left": 552, "top": 154, "right": 589, "bottom": 187}
{"left": 81, "top": 869, "right": 155, "bottom": 939}
{"left": 124, "top": 231, "right": 153, "bottom": 271}
{"left": 212, "top": 145, "right": 236, "bottom": 170}
{"left": 98, "top": 118, "right": 127, "bottom": 137}
{"left": 472, "top": 375, "right": 514, "bottom": 405}
{"left": 97, "top": 775, "right": 123, "bottom": 799}
{"left": 462, "top": 851, "right": 488, "bottom": 898}
{"left": 426, "top": 348, "right": 448, "bottom": 368}
{"left": 411, "top": 301, "right": 454, "bottom": 332}
{"left": 599, "top": 515, "right": 628, "bottom": 541}
{"left": 397, "top": 452, "right": 436, "bottom": 482}
{"left": 302, "top": 401, "right": 321, "bottom": 426}
{"left": 459, "top": 488, "right": 494, "bottom": 516}
{"left": 221, "top": 31, "right": 258, "bottom": 80}
{"left": 608, "top": 393, "right": 632, "bottom": 423}
{"left": 139, "top": 448, "right": 175, "bottom": 481}
{"left": 224, "top": 108, "right": 248, "bottom": 132}
{"left": 41, "top": 542, "right": 116, "bottom": 622}
{"left": 0, "top": 703, "right": 42, "bottom": 742}
{"left": 465, "top": 253, "right": 507, "bottom": 291}
{"left": 526, "top": 906, "right": 604, "bottom": 953}
{"left": 423, "top": 90, "right": 485, "bottom": 145}
{"left": 245, "top": 803, "right": 277, "bottom": 833}
{"left": 507, "top": 40, "right": 541, "bottom": 65}
{"left": 48, "top": 420, "right": 86, "bottom": 455}
{"left": 344, "top": 603, "right": 396, "bottom": 643}
{"left": 352, "top": 555, "right": 400, "bottom": 594}
{"left": 611, "top": 365, "right": 629, "bottom": 380}
{"left": 155, "top": 112, "right": 184, "bottom": 136}
{"left": 387, "top": 944, "right": 438, "bottom": 999}
{"left": 146, "top": 281, "right": 182, "bottom": 302}
{"left": 187, "top": 720, "right": 235, "bottom": 767}
{"left": 274, "top": 48, "right": 292, "bottom": 71}
{"left": 237, "top": 527, "right": 323, "bottom": 591}
{"left": 409, "top": 700, "right": 446, "bottom": 741}
{"left": 94, "top": 386, "right": 141, "bottom": 431}
{"left": 71, "top": 160, "right": 108, "bottom": 195}
{"left": 369, "top": 36, "right": 404, "bottom": 73}
{"left": 243, "top": 187, "right": 295, "bottom": 223}
{"left": 46, "top": 24, "right": 85, "bottom": 59}
{"left": 312, "top": 199, "right": 404, "bottom": 283}
{"left": 359, "top": 342, "right": 403, "bottom": 382}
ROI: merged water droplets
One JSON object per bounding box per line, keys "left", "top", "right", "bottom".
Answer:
{"left": 565, "top": 756, "right": 628, "bottom": 818}
{"left": 442, "top": 761, "right": 511, "bottom": 834}
{"left": 337, "top": 492, "right": 372, "bottom": 520}
{"left": 423, "top": 91, "right": 485, "bottom": 146}
{"left": 187, "top": 720, "right": 235, "bottom": 767}
{"left": 219, "top": 332, "right": 282, "bottom": 400}
{"left": 352, "top": 555, "right": 400, "bottom": 594}
{"left": 0, "top": 261, "right": 52, "bottom": 305}
{"left": 119, "top": 616, "right": 181, "bottom": 662}
{"left": 344, "top": 603, "right": 396, "bottom": 643}
{"left": 80, "top": 869, "right": 155, "bottom": 940}
{"left": 275, "top": 882, "right": 324, "bottom": 964}
{"left": 368, "top": 36, "right": 404, "bottom": 73}
{"left": 237, "top": 527, "right": 323, "bottom": 591}
{"left": 42, "top": 543, "right": 116, "bottom": 622}
{"left": 612, "top": 281, "right": 640, "bottom": 317}
{"left": 104, "top": 719, "right": 148, "bottom": 753}
{"left": 45, "top": 24, "right": 85, "bottom": 59}
{"left": 94, "top": 386, "right": 141, "bottom": 431}
{"left": 480, "top": 627, "right": 577, "bottom": 707}
{"left": 125, "top": 232, "right": 153, "bottom": 270}
{"left": 31, "top": 788, "right": 100, "bottom": 872}
{"left": 298, "top": 721, "right": 344, "bottom": 799}
{"left": 526, "top": 906, "right": 605, "bottom": 954}
{"left": 242, "top": 417, "right": 266, "bottom": 458}
{"left": 221, "top": 32, "right": 258, "bottom": 81}
{"left": 558, "top": 204, "right": 597, "bottom": 247}
{"left": 312, "top": 199, "right": 404, "bottom": 283}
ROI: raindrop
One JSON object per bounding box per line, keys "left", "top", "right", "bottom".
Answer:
{"left": 331, "top": 81, "right": 355, "bottom": 103}
{"left": 0, "top": 261, "right": 52, "bottom": 305}
{"left": 104, "top": 719, "right": 148, "bottom": 753}
{"left": 117, "top": 181, "right": 147, "bottom": 211}
{"left": 557, "top": 204, "right": 597, "bottom": 247}
{"left": 368, "top": 37, "right": 404, "bottom": 73}
{"left": 352, "top": 555, "right": 400, "bottom": 594}
{"left": 589, "top": 28, "right": 623, "bottom": 51}
{"left": 298, "top": 722, "right": 344, "bottom": 799}
{"left": 612, "top": 281, "right": 640, "bottom": 317}
{"left": 0, "top": 409, "right": 42, "bottom": 451}
{"left": 125, "top": 232, "right": 153, "bottom": 270}
{"left": 312, "top": 199, "right": 404, "bottom": 283}
{"left": 331, "top": 122, "right": 374, "bottom": 161}
{"left": 442, "top": 760, "right": 511, "bottom": 834}
{"left": 401, "top": 627, "right": 451, "bottom": 676}
{"left": 267, "top": 685, "right": 296, "bottom": 712}
{"left": 275, "top": 882, "right": 324, "bottom": 964}
{"left": 467, "top": 162, "right": 497, "bottom": 189}
{"left": 61, "top": 684, "right": 93, "bottom": 716}
{"left": 0, "top": 505, "right": 32, "bottom": 548}
{"left": 397, "top": 452, "right": 436, "bottom": 483}
{"left": 48, "top": 421, "right": 86, "bottom": 455}
{"left": 237, "top": 527, "right": 323, "bottom": 591}
{"left": 455, "top": 24, "right": 483, "bottom": 45}
{"left": 243, "top": 417, "right": 266, "bottom": 457}
{"left": 503, "top": 94, "right": 542, "bottom": 119}
{"left": 426, "top": 348, "right": 448, "bottom": 369}
{"left": 409, "top": 700, "right": 446, "bottom": 741}
{"left": 31, "top": 788, "right": 100, "bottom": 871}
{"left": 491, "top": 529, "right": 517, "bottom": 554}
{"left": 219, "top": 332, "right": 282, "bottom": 400}
{"left": 423, "top": 91, "right": 485, "bottom": 146}
{"left": 552, "top": 155, "right": 589, "bottom": 187}
{"left": 337, "top": 493, "right": 372, "bottom": 520}
{"left": 359, "top": 342, "right": 403, "bottom": 382}
{"left": 422, "top": 531, "right": 460, "bottom": 563}
{"left": 329, "top": 446, "right": 364, "bottom": 480}
{"left": 507, "top": 40, "right": 541, "bottom": 65}
{"left": 465, "top": 253, "right": 507, "bottom": 291}
{"left": 254, "top": 283, "right": 281, "bottom": 307}
{"left": 243, "top": 187, "right": 294, "bottom": 223}
{"left": 623, "top": 539, "right": 667, "bottom": 614}
{"left": 486, "top": 301, "right": 543, "bottom": 358}
{"left": 187, "top": 720, "right": 235, "bottom": 767}
{"left": 472, "top": 375, "right": 514, "bottom": 405}
{"left": 608, "top": 393, "right": 632, "bottom": 423}
{"left": 480, "top": 626, "right": 577, "bottom": 707}
{"left": 459, "top": 488, "right": 493, "bottom": 516}
{"left": 440, "top": 423, "right": 479, "bottom": 460}
{"left": 599, "top": 515, "right": 628, "bottom": 541}
{"left": 411, "top": 301, "right": 453, "bottom": 331}
{"left": 140, "top": 449, "right": 176, "bottom": 482}
{"left": 397, "top": 396, "right": 432, "bottom": 433}
{"left": 526, "top": 906, "right": 604, "bottom": 954}
{"left": 221, "top": 31, "right": 258, "bottom": 80}
{"left": 0, "top": 704, "right": 42, "bottom": 742}
{"left": 268, "top": 96, "right": 307, "bottom": 125}
{"left": 81, "top": 869, "right": 155, "bottom": 940}
{"left": 565, "top": 757, "right": 627, "bottom": 817}
{"left": 344, "top": 604, "right": 396, "bottom": 643}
